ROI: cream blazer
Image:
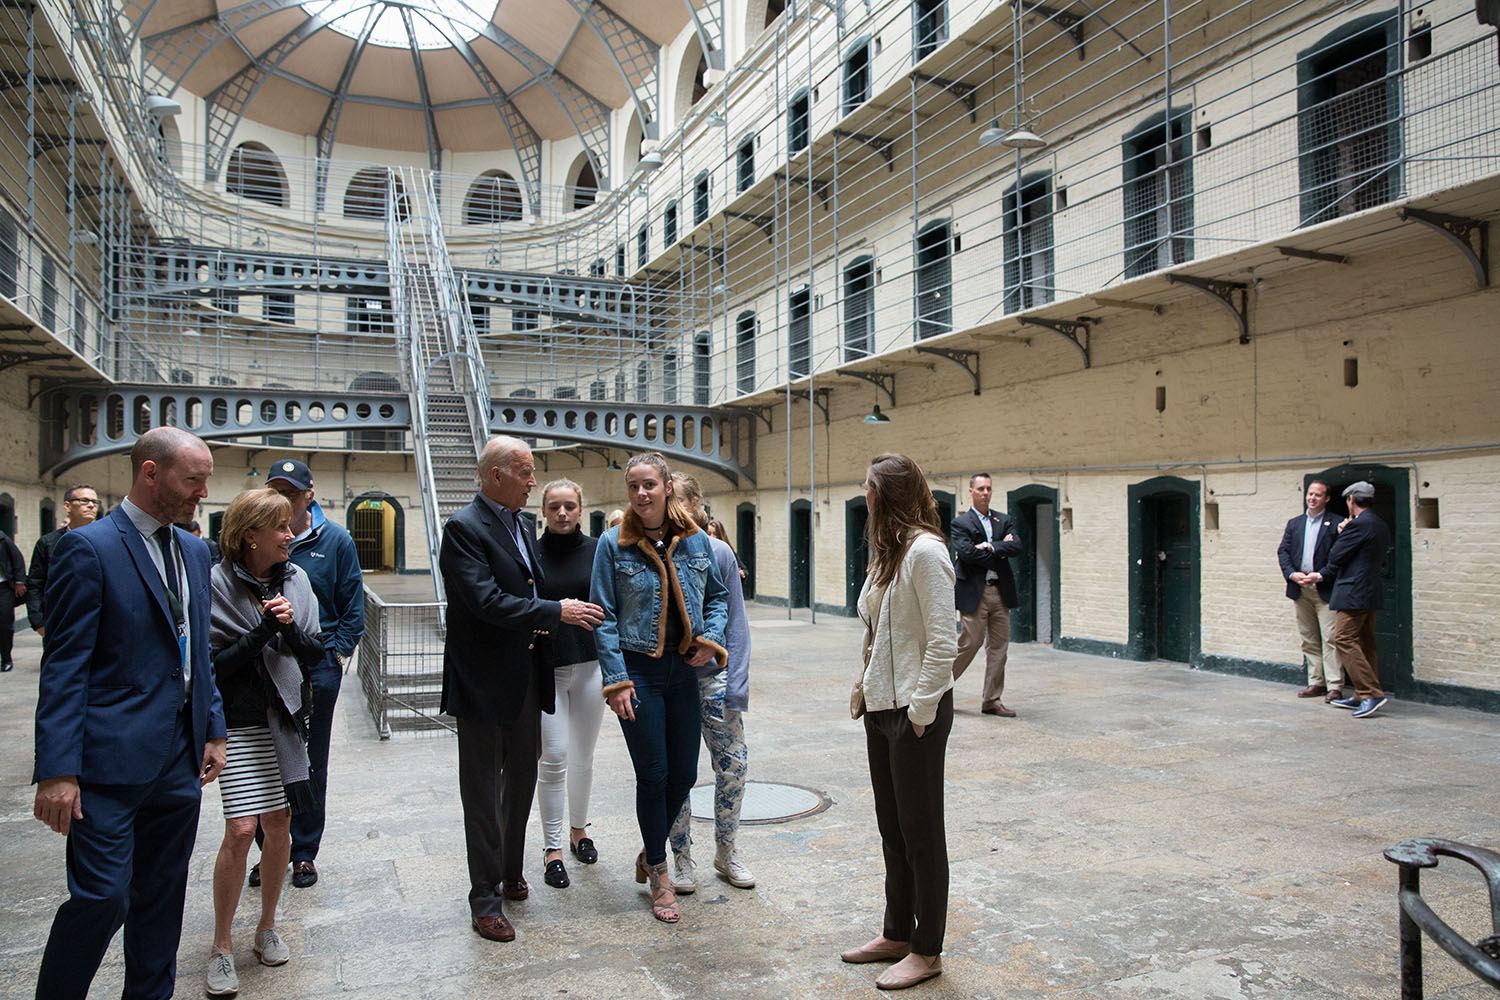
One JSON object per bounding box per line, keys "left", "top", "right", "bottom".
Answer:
{"left": 857, "top": 531, "right": 958, "bottom": 726}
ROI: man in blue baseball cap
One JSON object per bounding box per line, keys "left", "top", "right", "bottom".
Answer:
{"left": 248, "top": 458, "right": 364, "bottom": 889}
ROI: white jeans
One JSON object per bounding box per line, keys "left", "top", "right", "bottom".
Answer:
{"left": 537, "top": 660, "right": 605, "bottom": 852}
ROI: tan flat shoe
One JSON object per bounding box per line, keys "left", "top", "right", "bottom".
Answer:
{"left": 875, "top": 956, "right": 943, "bottom": 989}
{"left": 840, "top": 941, "right": 911, "bottom": 964}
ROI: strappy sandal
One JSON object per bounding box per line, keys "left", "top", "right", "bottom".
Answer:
{"left": 635, "top": 852, "right": 680, "bottom": 923}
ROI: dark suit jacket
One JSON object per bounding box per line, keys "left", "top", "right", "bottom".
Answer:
{"left": 33, "top": 505, "right": 225, "bottom": 785}
{"left": 439, "top": 496, "right": 562, "bottom": 725}
{"left": 0, "top": 529, "right": 24, "bottom": 585}
{"left": 26, "top": 526, "right": 67, "bottom": 630}
{"left": 1316, "top": 510, "right": 1392, "bottom": 612}
{"left": 1276, "top": 510, "right": 1340, "bottom": 602}
{"left": 951, "top": 507, "right": 1022, "bottom": 613}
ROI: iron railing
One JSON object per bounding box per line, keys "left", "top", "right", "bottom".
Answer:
{"left": 1384, "top": 837, "right": 1500, "bottom": 999}
{"left": 356, "top": 587, "right": 451, "bottom": 739}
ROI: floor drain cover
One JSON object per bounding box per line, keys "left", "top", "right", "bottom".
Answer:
{"left": 689, "top": 780, "right": 830, "bottom": 824}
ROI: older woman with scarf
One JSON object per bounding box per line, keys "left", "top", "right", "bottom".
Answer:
{"left": 591, "top": 452, "right": 728, "bottom": 923}
{"left": 204, "top": 488, "right": 324, "bottom": 997}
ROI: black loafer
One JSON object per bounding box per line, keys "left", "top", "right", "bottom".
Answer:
{"left": 247, "top": 863, "right": 261, "bottom": 888}
{"left": 544, "top": 858, "right": 569, "bottom": 888}
{"left": 291, "top": 860, "right": 317, "bottom": 888}
{"left": 570, "top": 837, "right": 598, "bottom": 865}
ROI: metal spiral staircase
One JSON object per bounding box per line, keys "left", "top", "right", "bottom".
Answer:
{"left": 387, "top": 168, "right": 492, "bottom": 605}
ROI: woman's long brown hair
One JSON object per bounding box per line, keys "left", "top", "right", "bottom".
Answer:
{"left": 864, "top": 452, "right": 943, "bottom": 588}
{"left": 622, "top": 452, "right": 699, "bottom": 538}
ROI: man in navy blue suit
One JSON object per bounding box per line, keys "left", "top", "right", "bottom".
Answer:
{"left": 1310, "top": 480, "right": 1393, "bottom": 720}
{"left": 1276, "top": 480, "right": 1343, "bottom": 701}
{"left": 32, "top": 426, "right": 226, "bottom": 1000}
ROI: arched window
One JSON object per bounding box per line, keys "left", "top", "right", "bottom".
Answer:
{"left": 1123, "top": 108, "right": 1194, "bottom": 277}
{"left": 844, "top": 255, "right": 875, "bottom": 359}
{"left": 915, "top": 220, "right": 953, "bottom": 338}
{"left": 694, "top": 332, "right": 711, "bottom": 404}
{"left": 567, "top": 153, "right": 599, "bottom": 210}
{"left": 1003, "top": 176, "right": 1054, "bottom": 312}
{"left": 788, "top": 89, "right": 811, "bottom": 155}
{"left": 694, "top": 171, "right": 711, "bottom": 225}
{"left": 737, "top": 134, "right": 756, "bottom": 193}
{"left": 789, "top": 284, "right": 811, "bottom": 378}
{"left": 673, "top": 35, "right": 710, "bottom": 125}
{"left": 344, "top": 168, "right": 408, "bottom": 222}
{"left": 463, "top": 170, "right": 523, "bottom": 224}
{"left": 736, "top": 311, "right": 756, "bottom": 394}
{"left": 843, "top": 38, "right": 872, "bottom": 115}
{"left": 664, "top": 200, "right": 679, "bottom": 246}
{"left": 226, "top": 142, "right": 288, "bottom": 207}
{"left": 664, "top": 351, "right": 679, "bottom": 404}
{"left": 914, "top": 0, "right": 947, "bottom": 63}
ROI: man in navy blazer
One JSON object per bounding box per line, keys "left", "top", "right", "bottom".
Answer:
{"left": 32, "top": 427, "right": 226, "bottom": 1000}
{"left": 1310, "top": 481, "right": 1392, "bottom": 719}
{"left": 439, "top": 435, "right": 602, "bottom": 943}
{"left": 1276, "top": 480, "right": 1344, "bottom": 701}
{"left": 950, "top": 473, "right": 1024, "bottom": 717}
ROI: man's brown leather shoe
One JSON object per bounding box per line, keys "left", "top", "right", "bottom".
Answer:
{"left": 471, "top": 914, "right": 516, "bottom": 942}
{"left": 1324, "top": 688, "right": 1344, "bottom": 703}
{"left": 982, "top": 704, "right": 1018, "bottom": 718}
{"left": 1297, "top": 684, "right": 1328, "bottom": 698}
{"left": 502, "top": 877, "right": 529, "bottom": 900}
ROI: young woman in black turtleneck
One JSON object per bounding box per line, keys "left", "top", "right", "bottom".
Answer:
{"left": 534, "top": 479, "right": 603, "bottom": 890}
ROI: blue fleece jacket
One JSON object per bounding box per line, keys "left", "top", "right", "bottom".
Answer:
{"left": 288, "top": 499, "right": 365, "bottom": 657}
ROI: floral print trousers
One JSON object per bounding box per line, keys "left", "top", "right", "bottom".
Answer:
{"left": 669, "top": 671, "right": 748, "bottom": 856}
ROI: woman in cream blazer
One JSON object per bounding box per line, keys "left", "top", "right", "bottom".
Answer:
{"left": 841, "top": 453, "right": 957, "bottom": 991}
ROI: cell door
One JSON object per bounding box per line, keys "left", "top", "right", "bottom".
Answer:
{"left": 789, "top": 501, "right": 811, "bottom": 608}
{"left": 1144, "top": 493, "right": 1194, "bottom": 662}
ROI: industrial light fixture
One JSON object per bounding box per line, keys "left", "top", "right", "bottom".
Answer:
{"left": 982, "top": 2, "right": 1047, "bottom": 153}
{"left": 999, "top": 126, "right": 1047, "bottom": 150}
{"left": 71, "top": 229, "right": 100, "bottom": 245}
{"left": 712, "top": 282, "right": 732, "bottom": 296}
{"left": 247, "top": 466, "right": 261, "bottom": 478}
{"left": 864, "top": 403, "right": 891, "bottom": 424}
{"left": 637, "top": 151, "right": 664, "bottom": 174}
{"left": 606, "top": 457, "right": 621, "bottom": 471}
{"left": 145, "top": 95, "right": 182, "bottom": 118}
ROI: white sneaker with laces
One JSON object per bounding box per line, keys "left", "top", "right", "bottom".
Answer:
{"left": 672, "top": 853, "right": 697, "bottom": 894}
{"left": 714, "top": 849, "right": 755, "bottom": 888}
{"left": 205, "top": 948, "right": 239, "bottom": 997}
{"left": 254, "top": 926, "right": 290, "bottom": 966}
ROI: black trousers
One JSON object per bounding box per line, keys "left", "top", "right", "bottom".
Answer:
{"left": 455, "top": 680, "right": 540, "bottom": 919}
{"left": 0, "top": 585, "right": 14, "bottom": 664}
{"left": 864, "top": 689, "right": 953, "bottom": 956}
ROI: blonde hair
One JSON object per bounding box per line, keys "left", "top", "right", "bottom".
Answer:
{"left": 219, "top": 488, "right": 293, "bottom": 564}
{"left": 622, "top": 452, "right": 698, "bottom": 537}
{"left": 542, "top": 478, "right": 584, "bottom": 506}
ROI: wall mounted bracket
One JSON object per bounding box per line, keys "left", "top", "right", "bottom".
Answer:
{"left": 777, "top": 386, "right": 832, "bottom": 425}
{"left": 835, "top": 368, "right": 896, "bottom": 407}
{"left": 567, "top": 445, "right": 615, "bottom": 467}
{"left": 834, "top": 129, "right": 896, "bottom": 172}
{"left": 722, "top": 404, "right": 773, "bottom": 432}
{"left": 725, "top": 211, "right": 775, "bottom": 242}
{"left": 1399, "top": 208, "right": 1490, "bottom": 289}
{"left": 1018, "top": 316, "right": 1094, "bottom": 367}
{"left": 911, "top": 71, "right": 977, "bottom": 122}
{"left": 781, "top": 173, "right": 832, "bottom": 210}
{"left": 1019, "top": 1, "right": 1087, "bottom": 59}
{"left": 1166, "top": 273, "right": 1249, "bottom": 344}
{"left": 1276, "top": 245, "right": 1349, "bottom": 265}
{"left": 914, "top": 346, "right": 980, "bottom": 395}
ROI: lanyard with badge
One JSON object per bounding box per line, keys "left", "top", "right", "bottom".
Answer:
{"left": 157, "top": 527, "right": 188, "bottom": 669}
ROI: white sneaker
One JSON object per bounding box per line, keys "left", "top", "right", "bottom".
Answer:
{"left": 672, "top": 853, "right": 698, "bottom": 894}
{"left": 253, "top": 926, "right": 290, "bottom": 966}
{"left": 205, "top": 949, "right": 239, "bottom": 996}
{"left": 714, "top": 849, "right": 755, "bottom": 888}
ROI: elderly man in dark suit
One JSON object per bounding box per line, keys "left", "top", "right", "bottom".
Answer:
{"left": 32, "top": 426, "right": 226, "bottom": 999}
{"left": 440, "top": 435, "right": 603, "bottom": 942}
{"left": 949, "top": 473, "right": 1023, "bottom": 717}
{"left": 1276, "top": 480, "right": 1343, "bottom": 700}
{"left": 1310, "top": 480, "right": 1393, "bottom": 719}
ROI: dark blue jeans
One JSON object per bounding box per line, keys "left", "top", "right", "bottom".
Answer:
{"left": 617, "top": 648, "right": 701, "bottom": 866}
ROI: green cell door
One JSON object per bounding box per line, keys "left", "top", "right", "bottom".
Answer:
{"left": 789, "top": 500, "right": 812, "bottom": 608}
{"left": 1008, "top": 484, "right": 1060, "bottom": 645}
{"left": 1128, "top": 476, "right": 1201, "bottom": 664}
{"left": 736, "top": 503, "right": 757, "bottom": 598}
{"left": 845, "top": 496, "right": 869, "bottom": 614}
{"left": 1310, "top": 464, "right": 1412, "bottom": 690}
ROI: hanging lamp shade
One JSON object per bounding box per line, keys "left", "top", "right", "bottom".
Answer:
{"left": 864, "top": 404, "right": 891, "bottom": 424}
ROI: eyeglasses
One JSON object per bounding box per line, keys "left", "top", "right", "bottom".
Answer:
{"left": 66, "top": 497, "right": 99, "bottom": 506}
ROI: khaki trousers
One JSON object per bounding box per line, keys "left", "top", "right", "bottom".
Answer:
{"left": 952, "top": 584, "right": 1010, "bottom": 710}
{"left": 1331, "top": 610, "right": 1384, "bottom": 700}
{"left": 1294, "top": 585, "right": 1341, "bottom": 687}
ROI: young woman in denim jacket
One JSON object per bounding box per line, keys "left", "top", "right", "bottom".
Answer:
{"left": 590, "top": 452, "right": 729, "bottom": 922}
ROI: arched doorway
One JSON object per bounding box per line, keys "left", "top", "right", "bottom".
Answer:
{"left": 736, "top": 503, "right": 757, "bottom": 598}
{"left": 39, "top": 498, "right": 56, "bottom": 536}
{"left": 1008, "top": 484, "right": 1059, "bottom": 645}
{"left": 1128, "top": 476, "right": 1200, "bottom": 663}
{"left": 0, "top": 492, "right": 14, "bottom": 537}
{"left": 844, "top": 495, "right": 869, "bottom": 615}
{"left": 1308, "top": 463, "right": 1411, "bottom": 690}
{"left": 589, "top": 510, "right": 606, "bottom": 537}
{"left": 789, "top": 499, "right": 811, "bottom": 608}
{"left": 346, "top": 492, "right": 404, "bottom": 573}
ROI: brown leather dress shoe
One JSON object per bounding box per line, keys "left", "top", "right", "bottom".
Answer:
{"left": 1324, "top": 688, "right": 1344, "bottom": 703}
{"left": 471, "top": 914, "right": 515, "bottom": 942}
{"left": 1297, "top": 684, "right": 1328, "bottom": 698}
{"left": 982, "top": 704, "right": 1018, "bottom": 718}
{"left": 502, "top": 877, "right": 529, "bottom": 900}
{"left": 840, "top": 941, "right": 911, "bottom": 964}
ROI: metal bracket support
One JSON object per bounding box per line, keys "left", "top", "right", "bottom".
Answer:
{"left": 1166, "top": 273, "right": 1250, "bottom": 344}
{"left": 914, "top": 346, "right": 981, "bottom": 395}
{"left": 834, "top": 129, "right": 896, "bottom": 172}
{"left": 835, "top": 368, "right": 896, "bottom": 407}
{"left": 1276, "top": 245, "right": 1349, "bottom": 265}
{"left": 911, "top": 72, "right": 977, "bottom": 122}
{"left": 781, "top": 173, "right": 832, "bottom": 210}
{"left": 778, "top": 386, "right": 832, "bottom": 425}
{"left": 1019, "top": 1, "right": 1087, "bottom": 59}
{"left": 1399, "top": 208, "right": 1490, "bottom": 289}
{"left": 567, "top": 445, "right": 615, "bottom": 467}
{"left": 722, "top": 404, "right": 773, "bottom": 432}
{"left": 1018, "top": 317, "right": 1094, "bottom": 368}
{"left": 0, "top": 352, "right": 59, "bottom": 372}
{"left": 725, "top": 211, "right": 775, "bottom": 242}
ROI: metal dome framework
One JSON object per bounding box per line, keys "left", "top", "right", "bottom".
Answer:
{"left": 126, "top": 0, "right": 729, "bottom": 210}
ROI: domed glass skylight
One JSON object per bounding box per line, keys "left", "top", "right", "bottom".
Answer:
{"left": 303, "top": 0, "right": 492, "bottom": 50}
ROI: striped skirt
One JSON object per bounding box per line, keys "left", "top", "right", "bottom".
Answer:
{"left": 219, "top": 726, "right": 288, "bottom": 819}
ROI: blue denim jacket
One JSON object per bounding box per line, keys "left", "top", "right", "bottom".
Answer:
{"left": 590, "top": 523, "right": 729, "bottom": 696}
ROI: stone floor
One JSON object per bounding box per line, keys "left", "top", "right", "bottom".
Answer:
{"left": 4, "top": 588, "right": 1499, "bottom": 999}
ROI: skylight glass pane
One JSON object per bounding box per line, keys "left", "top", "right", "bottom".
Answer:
{"left": 305, "top": 0, "right": 493, "bottom": 50}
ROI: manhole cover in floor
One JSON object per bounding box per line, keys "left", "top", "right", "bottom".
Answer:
{"left": 688, "top": 780, "right": 830, "bottom": 824}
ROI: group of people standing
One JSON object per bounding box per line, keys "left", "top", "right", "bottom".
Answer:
{"left": 28, "top": 429, "right": 364, "bottom": 1000}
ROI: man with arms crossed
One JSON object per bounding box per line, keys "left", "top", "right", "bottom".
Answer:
{"left": 950, "top": 473, "right": 1023, "bottom": 717}
{"left": 440, "top": 436, "right": 603, "bottom": 942}
{"left": 32, "top": 427, "right": 226, "bottom": 999}
{"left": 1276, "top": 480, "right": 1344, "bottom": 701}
